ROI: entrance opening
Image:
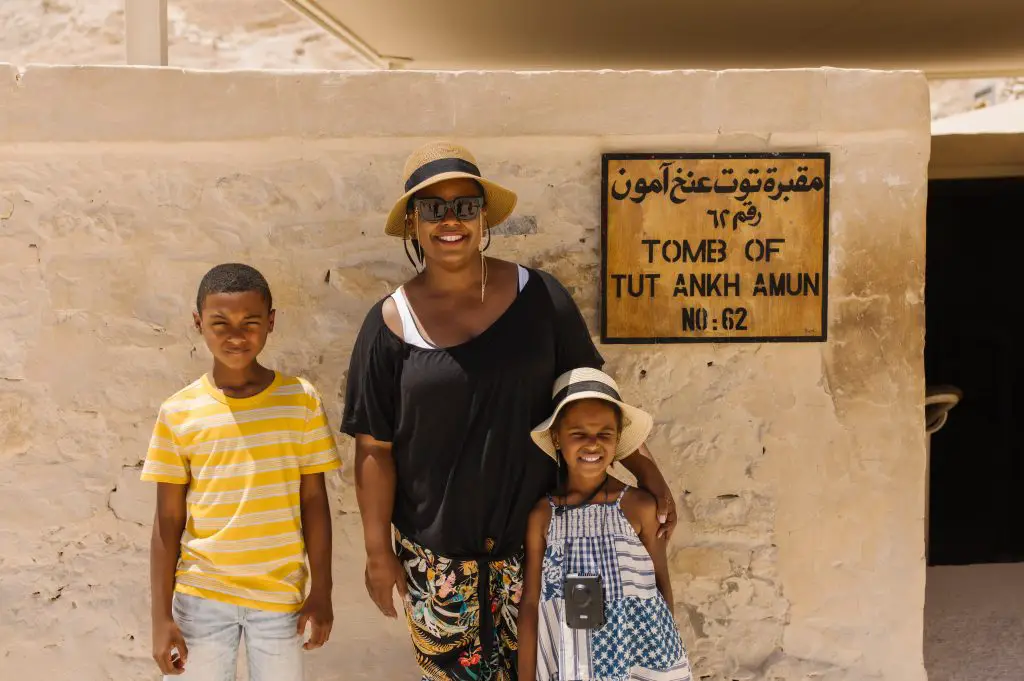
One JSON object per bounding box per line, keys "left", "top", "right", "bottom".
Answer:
{"left": 925, "top": 176, "right": 1024, "bottom": 566}
{"left": 924, "top": 173, "right": 1024, "bottom": 681}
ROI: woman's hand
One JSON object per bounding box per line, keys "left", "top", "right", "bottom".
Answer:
{"left": 365, "top": 549, "right": 408, "bottom": 618}
{"left": 645, "top": 475, "right": 677, "bottom": 540}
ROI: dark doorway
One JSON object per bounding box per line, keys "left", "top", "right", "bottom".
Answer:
{"left": 926, "top": 177, "right": 1023, "bottom": 566}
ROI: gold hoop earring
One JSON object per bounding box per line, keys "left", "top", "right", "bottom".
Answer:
{"left": 480, "top": 217, "right": 491, "bottom": 253}
{"left": 479, "top": 213, "right": 488, "bottom": 303}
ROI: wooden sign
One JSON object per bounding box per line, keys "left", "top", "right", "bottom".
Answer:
{"left": 601, "top": 153, "right": 830, "bottom": 343}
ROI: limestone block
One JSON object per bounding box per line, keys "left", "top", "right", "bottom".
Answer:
{"left": 820, "top": 69, "right": 931, "bottom": 133}
{"left": 0, "top": 261, "right": 47, "bottom": 380}
{"left": 0, "top": 388, "right": 33, "bottom": 460}
{"left": 109, "top": 465, "right": 151, "bottom": 527}
{"left": 671, "top": 546, "right": 734, "bottom": 580}
{"left": 1, "top": 68, "right": 924, "bottom": 143}
{"left": 712, "top": 70, "right": 827, "bottom": 133}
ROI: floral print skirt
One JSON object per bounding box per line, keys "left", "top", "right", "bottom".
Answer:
{"left": 395, "top": 528, "right": 524, "bottom": 681}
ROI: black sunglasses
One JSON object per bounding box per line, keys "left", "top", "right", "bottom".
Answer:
{"left": 413, "top": 196, "right": 484, "bottom": 223}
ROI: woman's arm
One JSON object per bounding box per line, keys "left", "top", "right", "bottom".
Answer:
{"left": 633, "top": 490, "right": 675, "bottom": 615}
{"left": 518, "top": 501, "right": 551, "bottom": 681}
{"left": 354, "top": 434, "right": 407, "bottom": 618}
{"left": 620, "top": 443, "right": 677, "bottom": 539}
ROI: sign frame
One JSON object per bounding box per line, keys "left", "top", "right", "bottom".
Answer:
{"left": 600, "top": 151, "right": 831, "bottom": 345}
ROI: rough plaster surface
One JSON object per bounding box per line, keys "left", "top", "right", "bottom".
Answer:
{"left": 0, "top": 67, "right": 931, "bottom": 681}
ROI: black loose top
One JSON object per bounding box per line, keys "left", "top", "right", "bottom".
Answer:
{"left": 341, "top": 268, "right": 604, "bottom": 558}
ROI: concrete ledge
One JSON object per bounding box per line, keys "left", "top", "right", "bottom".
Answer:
{"left": 930, "top": 133, "right": 1024, "bottom": 179}
{"left": 0, "top": 65, "right": 929, "bottom": 143}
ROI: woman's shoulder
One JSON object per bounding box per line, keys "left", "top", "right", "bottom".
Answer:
{"left": 513, "top": 265, "right": 576, "bottom": 307}
{"left": 353, "top": 296, "right": 405, "bottom": 352}
{"left": 478, "top": 260, "right": 566, "bottom": 295}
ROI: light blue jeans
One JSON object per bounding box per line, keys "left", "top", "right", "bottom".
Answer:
{"left": 169, "top": 592, "right": 304, "bottom": 681}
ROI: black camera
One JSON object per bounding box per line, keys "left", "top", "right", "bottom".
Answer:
{"left": 563, "top": 574, "right": 605, "bottom": 629}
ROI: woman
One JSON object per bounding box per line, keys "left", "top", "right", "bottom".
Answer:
{"left": 342, "top": 141, "right": 676, "bottom": 681}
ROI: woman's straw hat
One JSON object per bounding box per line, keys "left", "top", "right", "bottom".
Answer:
{"left": 531, "top": 368, "right": 653, "bottom": 462}
{"left": 385, "top": 141, "right": 518, "bottom": 238}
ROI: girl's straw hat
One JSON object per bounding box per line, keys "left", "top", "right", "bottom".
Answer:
{"left": 531, "top": 368, "right": 653, "bottom": 462}
{"left": 385, "top": 141, "right": 518, "bottom": 238}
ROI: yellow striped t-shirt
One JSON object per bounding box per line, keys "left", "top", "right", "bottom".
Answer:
{"left": 141, "top": 372, "right": 341, "bottom": 612}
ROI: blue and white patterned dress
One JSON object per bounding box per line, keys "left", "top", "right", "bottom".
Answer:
{"left": 537, "top": 488, "right": 692, "bottom": 681}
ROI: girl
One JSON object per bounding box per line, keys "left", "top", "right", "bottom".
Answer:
{"left": 519, "top": 368, "right": 692, "bottom": 681}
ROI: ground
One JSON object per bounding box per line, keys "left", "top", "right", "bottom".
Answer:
{"left": 925, "top": 564, "right": 1024, "bottom": 681}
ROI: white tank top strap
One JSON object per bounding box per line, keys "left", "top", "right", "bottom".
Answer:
{"left": 517, "top": 264, "right": 529, "bottom": 292}
{"left": 390, "top": 286, "right": 431, "bottom": 348}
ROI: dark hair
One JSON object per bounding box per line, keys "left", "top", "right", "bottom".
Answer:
{"left": 196, "top": 263, "right": 273, "bottom": 313}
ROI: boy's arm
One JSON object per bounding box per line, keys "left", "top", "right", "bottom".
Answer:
{"left": 298, "top": 472, "right": 334, "bottom": 650}
{"left": 518, "top": 500, "right": 550, "bottom": 681}
{"left": 619, "top": 443, "right": 677, "bottom": 539}
{"left": 354, "top": 434, "right": 407, "bottom": 617}
{"left": 151, "top": 482, "right": 188, "bottom": 675}
{"left": 634, "top": 490, "right": 675, "bottom": 616}
{"left": 295, "top": 385, "right": 340, "bottom": 649}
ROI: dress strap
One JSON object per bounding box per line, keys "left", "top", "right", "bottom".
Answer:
{"left": 517, "top": 264, "right": 529, "bottom": 293}
{"left": 390, "top": 287, "right": 431, "bottom": 349}
{"left": 615, "top": 486, "right": 629, "bottom": 505}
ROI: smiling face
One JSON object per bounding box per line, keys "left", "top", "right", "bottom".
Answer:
{"left": 552, "top": 399, "right": 622, "bottom": 481}
{"left": 193, "top": 291, "right": 275, "bottom": 371}
{"left": 407, "top": 178, "right": 487, "bottom": 266}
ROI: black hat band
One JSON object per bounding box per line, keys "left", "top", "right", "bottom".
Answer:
{"left": 405, "top": 158, "right": 482, "bottom": 192}
{"left": 552, "top": 380, "right": 621, "bottom": 410}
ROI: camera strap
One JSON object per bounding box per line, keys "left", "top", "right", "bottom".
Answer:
{"left": 554, "top": 474, "right": 610, "bottom": 515}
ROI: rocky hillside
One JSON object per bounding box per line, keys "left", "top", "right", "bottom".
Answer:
{"left": 0, "top": 0, "right": 370, "bottom": 69}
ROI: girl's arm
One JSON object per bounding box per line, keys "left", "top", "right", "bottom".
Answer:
{"left": 518, "top": 500, "right": 551, "bottom": 681}
{"left": 633, "top": 489, "right": 675, "bottom": 616}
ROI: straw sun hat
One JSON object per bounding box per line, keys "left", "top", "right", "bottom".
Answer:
{"left": 384, "top": 141, "right": 518, "bottom": 238}
{"left": 531, "top": 368, "right": 654, "bottom": 462}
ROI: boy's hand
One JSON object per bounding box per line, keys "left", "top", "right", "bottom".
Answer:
{"left": 297, "top": 590, "right": 334, "bottom": 650}
{"left": 365, "top": 549, "right": 407, "bottom": 618}
{"left": 152, "top": 617, "right": 188, "bottom": 675}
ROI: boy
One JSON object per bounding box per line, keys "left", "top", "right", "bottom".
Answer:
{"left": 142, "top": 263, "right": 340, "bottom": 680}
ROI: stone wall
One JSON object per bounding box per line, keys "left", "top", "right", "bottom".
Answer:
{"left": 0, "top": 66, "right": 931, "bottom": 681}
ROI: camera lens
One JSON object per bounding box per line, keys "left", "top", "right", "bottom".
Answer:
{"left": 571, "top": 583, "right": 591, "bottom": 607}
